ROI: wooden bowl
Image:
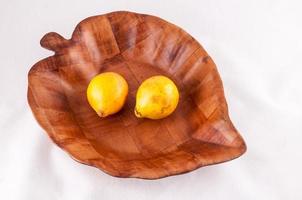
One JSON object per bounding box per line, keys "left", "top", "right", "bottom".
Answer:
{"left": 28, "top": 11, "right": 246, "bottom": 179}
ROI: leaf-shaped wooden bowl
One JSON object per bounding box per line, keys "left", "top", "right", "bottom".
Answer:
{"left": 28, "top": 11, "right": 246, "bottom": 179}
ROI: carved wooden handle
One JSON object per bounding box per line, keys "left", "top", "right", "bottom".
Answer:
{"left": 40, "top": 32, "right": 69, "bottom": 52}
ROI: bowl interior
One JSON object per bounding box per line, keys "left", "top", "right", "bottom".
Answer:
{"left": 67, "top": 58, "right": 206, "bottom": 161}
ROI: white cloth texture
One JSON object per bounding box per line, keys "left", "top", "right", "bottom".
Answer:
{"left": 0, "top": 0, "right": 301, "bottom": 199}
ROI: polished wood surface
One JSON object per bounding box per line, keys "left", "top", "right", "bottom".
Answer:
{"left": 28, "top": 11, "right": 246, "bottom": 179}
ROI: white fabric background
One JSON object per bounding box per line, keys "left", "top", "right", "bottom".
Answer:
{"left": 1, "top": 0, "right": 301, "bottom": 199}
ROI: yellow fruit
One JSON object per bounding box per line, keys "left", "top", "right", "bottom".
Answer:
{"left": 87, "top": 72, "right": 128, "bottom": 117}
{"left": 135, "top": 75, "right": 179, "bottom": 119}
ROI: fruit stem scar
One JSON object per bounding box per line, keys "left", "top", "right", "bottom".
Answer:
{"left": 134, "top": 108, "right": 142, "bottom": 118}
{"left": 97, "top": 110, "right": 105, "bottom": 117}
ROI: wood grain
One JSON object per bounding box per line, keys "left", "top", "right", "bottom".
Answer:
{"left": 28, "top": 11, "right": 246, "bottom": 179}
